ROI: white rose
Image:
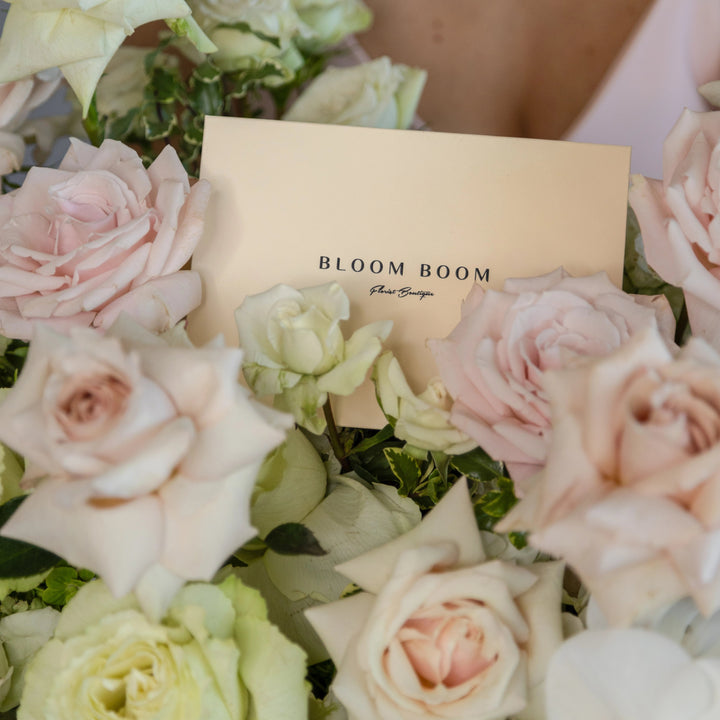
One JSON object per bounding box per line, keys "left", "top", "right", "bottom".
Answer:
{"left": 374, "top": 352, "right": 477, "bottom": 454}
{"left": 283, "top": 57, "right": 427, "bottom": 129}
{"left": 236, "top": 282, "right": 392, "bottom": 432}
{"left": 0, "top": 0, "right": 214, "bottom": 115}
{"left": 0, "top": 607, "right": 59, "bottom": 711}
{"left": 306, "top": 481, "right": 565, "bottom": 720}
{"left": 291, "top": 0, "right": 372, "bottom": 48}
{"left": 189, "top": 0, "right": 308, "bottom": 80}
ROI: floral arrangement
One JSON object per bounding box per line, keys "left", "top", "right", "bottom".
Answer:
{"left": 0, "top": 2, "right": 719, "bottom": 719}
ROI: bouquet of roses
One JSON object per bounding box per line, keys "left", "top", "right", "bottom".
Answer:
{"left": 0, "top": 1, "right": 720, "bottom": 719}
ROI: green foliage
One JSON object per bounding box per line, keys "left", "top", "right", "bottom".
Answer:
{"left": 0, "top": 338, "right": 28, "bottom": 388}
{"left": 40, "top": 566, "right": 95, "bottom": 608}
{"left": 307, "top": 659, "right": 336, "bottom": 701}
{"left": 99, "top": 37, "right": 332, "bottom": 176}
{"left": 264, "top": 522, "right": 327, "bottom": 556}
{"left": 623, "top": 206, "right": 687, "bottom": 342}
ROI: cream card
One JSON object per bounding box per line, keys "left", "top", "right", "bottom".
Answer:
{"left": 190, "top": 116, "right": 630, "bottom": 428}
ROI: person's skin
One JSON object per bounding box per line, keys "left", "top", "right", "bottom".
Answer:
{"left": 359, "top": 0, "right": 655, "bottom": 138}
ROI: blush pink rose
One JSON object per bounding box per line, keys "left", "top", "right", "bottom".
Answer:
{"left": 307, "top": 481, "right": 566, "bottom": 720}
{"left": 630, "top": 109, "right": 720, "bottom": 349}
{"left": 0, "top": 320, "right": 291, "bottom": 617}
{"left": 498, "top": 327, "right": 720, "bottom": 627}
{"left": 428, "top": 269, "right": 675, "bottom": 485}
{"left": 0, "top": 137, "right": 210, "bottom": 340}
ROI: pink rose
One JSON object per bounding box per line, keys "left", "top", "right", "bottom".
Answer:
{"left": 0, "top": 69, "right": 62, "bottom": 176}
{"left": 0, "top": 137, "right": 210, "bottom": 340}
{"left": 498, "top": 327, "right": 720, "bottom": 626}
{"left": 0, "top": 320, "right": 291, "bottom": 617}
{"left": 630, "top": 109, "right": 720, "bottom": 349}
{"left": 428, "top": 269, "right": 674, "bottom": 485}
{"left": 306, "top": 481, "right": 565, "bottom": 720}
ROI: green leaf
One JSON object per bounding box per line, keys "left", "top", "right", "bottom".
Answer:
{"left": 106, "top": 108, "right": 139, "bottom": 140}
{"left": 265, "top": 523, "right": 327, "bottom": 556}
{"left": 0, "top": 497, "right": 60, "bottom": 577}
{"left": 383, "top": 447, "right": 422, "bottom": 496}
{"left": 40, "top": 565, "right": 94, "bottom": 608}
{"left": 348, "top": 424, "right": 395, "bottom": 455}
{"left": 450, "top": 446, "right": 505, "bottom": 482}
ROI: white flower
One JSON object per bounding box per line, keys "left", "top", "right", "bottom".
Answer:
{"left": 0, "top": 0, "right": 214, "bottom": 115}
{"left": 373, "top": 352, "right": 476, "bottom": 454}
{"left": 0, "top": 607, "right": 59, "bottom": 711}
{"left": 546, "top": 628, "right": 720, "bottom": 720}
{"left": 306, "top": 480, "right": 565, "bottom": 720}
{"left": 17, "top": 577, "right": 308, "bottom": 720}
{"left": 283, "top": 57, "right": 427, "bottom": 129}
{"left": 189, "top": 0, "right": 308, "bottom": 80}
{"left": 236, "top": 282, "right": 392, "bottom": 432}
{"left": 291, "top": 0, "right": 372, "bottom": 48}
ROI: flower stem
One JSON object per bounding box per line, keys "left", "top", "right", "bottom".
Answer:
{"left": 323, "top": 399, "right": 345, "bottom": 463}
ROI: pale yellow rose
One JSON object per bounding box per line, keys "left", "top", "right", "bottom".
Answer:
{"left": 306, "top": 481, "right": 565, "bottom": 720}
{"left": 499, "top": 326, "right": 720, "bottom": 626}
{"left": 283, "top": 57, "right": 427, "bottom": 129}
{"left": 18, "top": 577, "right": 308, "bottom": 720}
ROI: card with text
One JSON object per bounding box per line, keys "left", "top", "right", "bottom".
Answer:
{"left": 190, "top": 116, "right": 630, "bottom": 427}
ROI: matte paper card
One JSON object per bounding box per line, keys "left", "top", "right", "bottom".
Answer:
{"left": 190, "top": 116, "right": 630, "bottom": 427}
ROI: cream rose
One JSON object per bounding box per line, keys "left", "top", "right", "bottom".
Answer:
{"left": 0, "top": 70, "right": 62, "bottom": 176}
{"left": 290, "top": 0, "right": 372, "bottom": 48}
{"left": 0, "top": 320, "right": 291, "bottom": 617}
{"left": 283, "top": 57, "right": 427, "bottom": 130}
{"left": 18, "top": 577, "right": 308, "bottom": 720}
{"left": 306, "top": 481, "right": 565, "bottom": 720}
{"left": 498, "top": 326, "right": 720, "bottom": 626}
{"left": 0, "top": 137, "right": 210, "bottom": 341}
{"left": 0, "top": 0, "right": 213, "bottom": 115}
{"left": 373, "top": 352, "right": 476, "bottom": 454}
{"left": 630, "top": 109, "right": 720, "bottom": 350}
{"left": 235, "top": 282, "right": 392, "bottom": 432}
{"left": 188, "top": 0, "right": 308, "bottom": 80}
{"left": 428, "top": 269, "right": 675, "bottom": 485}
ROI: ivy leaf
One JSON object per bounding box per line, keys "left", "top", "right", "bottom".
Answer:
{"left": 450, "top": 446, "right": 505, "bottom": 482}
{"left": 40, "top": 565, "right": 94, "bottom": 608}
{"left": 265, "top": 523, "right": 327, "bottom": 556}
{"left": 0, "top": 497, "right": 60, "bottom": 577}
{"left": 383, "top": 446, "right": 422, "bottom": 496}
